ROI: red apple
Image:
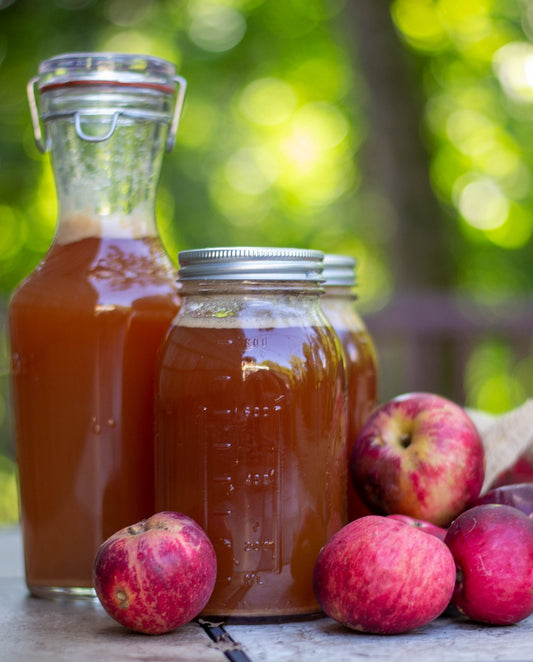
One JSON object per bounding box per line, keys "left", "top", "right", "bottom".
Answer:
{"left": 387, "top": 514, "right": 447, "bottom": 540}
{"left": 93, "top": 511, "right": 217, "bottom": 634}
{"left": 489, "top": 450, "right": 533, "bottom": 489}
{"left": 472, "top": 483, "right": 533, "bottom": 517}
{"left": 445, "top": 504, "right": 533, "bottom": 625}
{"left": 313, "top": 515, "right": 456, "bottom": 634}
{"left": 349, "top": 392, "right": 485, "bottom": 526}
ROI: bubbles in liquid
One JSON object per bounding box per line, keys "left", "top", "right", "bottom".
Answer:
{"left": 90, "top": 417, "right": 116, "bottom": 434}
{"left": 242, "top": 572, "right": 264, "bottom": 586}
{"left": 56, "top": 203, "right": 157, "bottom": 245}
{"left": 11, "top": 353, "right": 23, "bottom": 376}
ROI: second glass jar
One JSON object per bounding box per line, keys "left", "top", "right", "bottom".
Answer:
{"left": 321, "top": 254, "right": 378, "bottom": 521}
{"left": 155, "top": 247, "right": 347, "bottom": 621}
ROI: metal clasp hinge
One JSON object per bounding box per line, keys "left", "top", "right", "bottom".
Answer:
{"left": 166, "top": 74, "right": 187, "bottom": 152}
{"left": 27, "top": 76, "right": 50, "bottom": 153}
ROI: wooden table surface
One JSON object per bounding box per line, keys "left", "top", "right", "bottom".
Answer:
{"left": 2, "top": 525, "right": 533, "bottom": 662}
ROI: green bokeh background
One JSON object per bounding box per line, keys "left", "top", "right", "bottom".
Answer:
{"left": 2, "top": 0, "right": 533, "bottom": 523}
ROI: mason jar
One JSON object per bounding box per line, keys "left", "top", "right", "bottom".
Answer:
{"left": 321, "top": 254, "right": 378, "bottom": 520}
{"left": 155, "top": 247, "right": 347, "bottom": 621}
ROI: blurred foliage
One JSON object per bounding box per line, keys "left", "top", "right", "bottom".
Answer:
{"left": 0, "top": 455, "right": 18, "bottom": 523}
{"left": 390, "top": 0, "right": 533, "bottom": 411}
{"left": 391, "top": 0, "right": 533, "bottom": 295}
{"left": 3, "top": 0, "right": 533, "bottom": 522}
{"left": 0, "top": 0, "right": 379, "bottom": 297}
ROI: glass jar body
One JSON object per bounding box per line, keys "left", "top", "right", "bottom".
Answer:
{"left": 155, "top": 281, "right": 347, "bottom": 621}
{"left": 9, "top": 54, "right": 181, "bottom": 599}
{"left": 321, "top": 287, "right": 378, "bottom": 520}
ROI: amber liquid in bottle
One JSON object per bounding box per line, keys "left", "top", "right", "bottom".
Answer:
{"left": 10, "top": 231, "right": 179, "bottom": 594}
{"left": 10, "top": 53, "right": 183, "bottom": 598}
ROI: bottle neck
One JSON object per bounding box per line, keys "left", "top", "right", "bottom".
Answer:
{"left": 43, "top": 86, "right": 170, "bottom": 243}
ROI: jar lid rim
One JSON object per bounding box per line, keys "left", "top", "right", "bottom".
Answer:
{"left": 178, "top": 246, "right": 325, "bottom": 281}
{"left": 322, "top": 253, "right": 358, "bottom": 287}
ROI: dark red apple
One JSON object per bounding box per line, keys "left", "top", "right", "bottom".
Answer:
{"left": 387, "top": 514, "right": 447, "bottom": 540}
{"left": 489, "top": 451, "right": 533, "bottom": 489}
{"left": 313, "top": 515, "right": 456, "bottom": 634}
{"left": 349, "top": 392, "right": 485, "bottom": 526}
{"left": 445, "top": 504, "right": 533, "bottom": 625}
{"left": 93, "top": 511, "right": 217, "bottom": 634}
{"left": 472, "top": 483, "right": 533, "bottom": 517}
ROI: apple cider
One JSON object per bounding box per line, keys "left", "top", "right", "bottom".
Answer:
{"left": 9, "top": 53, "right": 186, "bottom": 598}
{"left": 156, "top": 248, "right": 347, "bottom": 621}
{"left": 10, "top": 233, "right": 179, "bottom": 595}
{"left": 321, "top": 255, "right": 378, "bottom": 521}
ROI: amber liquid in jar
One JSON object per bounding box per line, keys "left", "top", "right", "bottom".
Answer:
{"left": 333, "top": 324, "right": 378, "bottom": 519}
{"left": 9, "top": 228, "right": 179, "bottom": 595}
{"left": 156, "top": 304, "right": 346, "bottom": 620}
{"left": 321, "top": 270, "right": 378, "bottom": 521}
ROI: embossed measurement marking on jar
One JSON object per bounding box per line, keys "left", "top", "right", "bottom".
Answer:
{"left": 245, "top": 336, "right": 268, "bottom": 349}
{"left": 200, "top": 401, "right": 283, "bottom": 581}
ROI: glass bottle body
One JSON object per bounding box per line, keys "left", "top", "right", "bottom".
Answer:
{"left": 321, "top": 285, "right": 378, "bottom": 521}
{"left": 156, "top": 277, "right": 347, "bottom": 621}
{"left": 9, "top": 54, "right": 182, "bottom": 598}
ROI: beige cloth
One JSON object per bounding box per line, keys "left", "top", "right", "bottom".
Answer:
{"left": 467, "top": 400, "right": 533, "bottom": 494}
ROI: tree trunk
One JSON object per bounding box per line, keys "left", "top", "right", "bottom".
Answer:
{"left": 343, "top": 0, "right": 454, "bottom": 291}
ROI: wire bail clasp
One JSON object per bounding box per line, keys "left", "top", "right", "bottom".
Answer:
{"left": 27, "top": 73, "right": 187, "bottom": 153}
{"left": 27, "top": 76, "right": 50, "bottom": 153}
{"left": 166, "top": 74, "right": 187, "bottom": 152}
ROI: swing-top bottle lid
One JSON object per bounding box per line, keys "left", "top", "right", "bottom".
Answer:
{"left": 28, "top": 52, "right": 187, "bottom": 153}
{"left": 36, "top": 52, "right": 178, "bottom": 93}
{"left": 178, "top": 247, "right": 325, "bottom": 282}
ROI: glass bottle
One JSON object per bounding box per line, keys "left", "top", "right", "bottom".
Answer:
{"left": 321, "top": 254, "right": 378, "bottom": 521}
{"left": 155, "top": 247, "right": 347, "bottom": 621}
{"left": 9, "top": 53, "right": 186, "bottom": 599}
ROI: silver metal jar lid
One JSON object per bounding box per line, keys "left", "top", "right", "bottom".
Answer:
{"left": 322, "top": 254, "right": 358, "bottom": 287}
{"left": 178, "top": 247, "right": 325, "bottom": 281}
{"left": 28, "top": 52, "right": 186, "bottom": 153}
